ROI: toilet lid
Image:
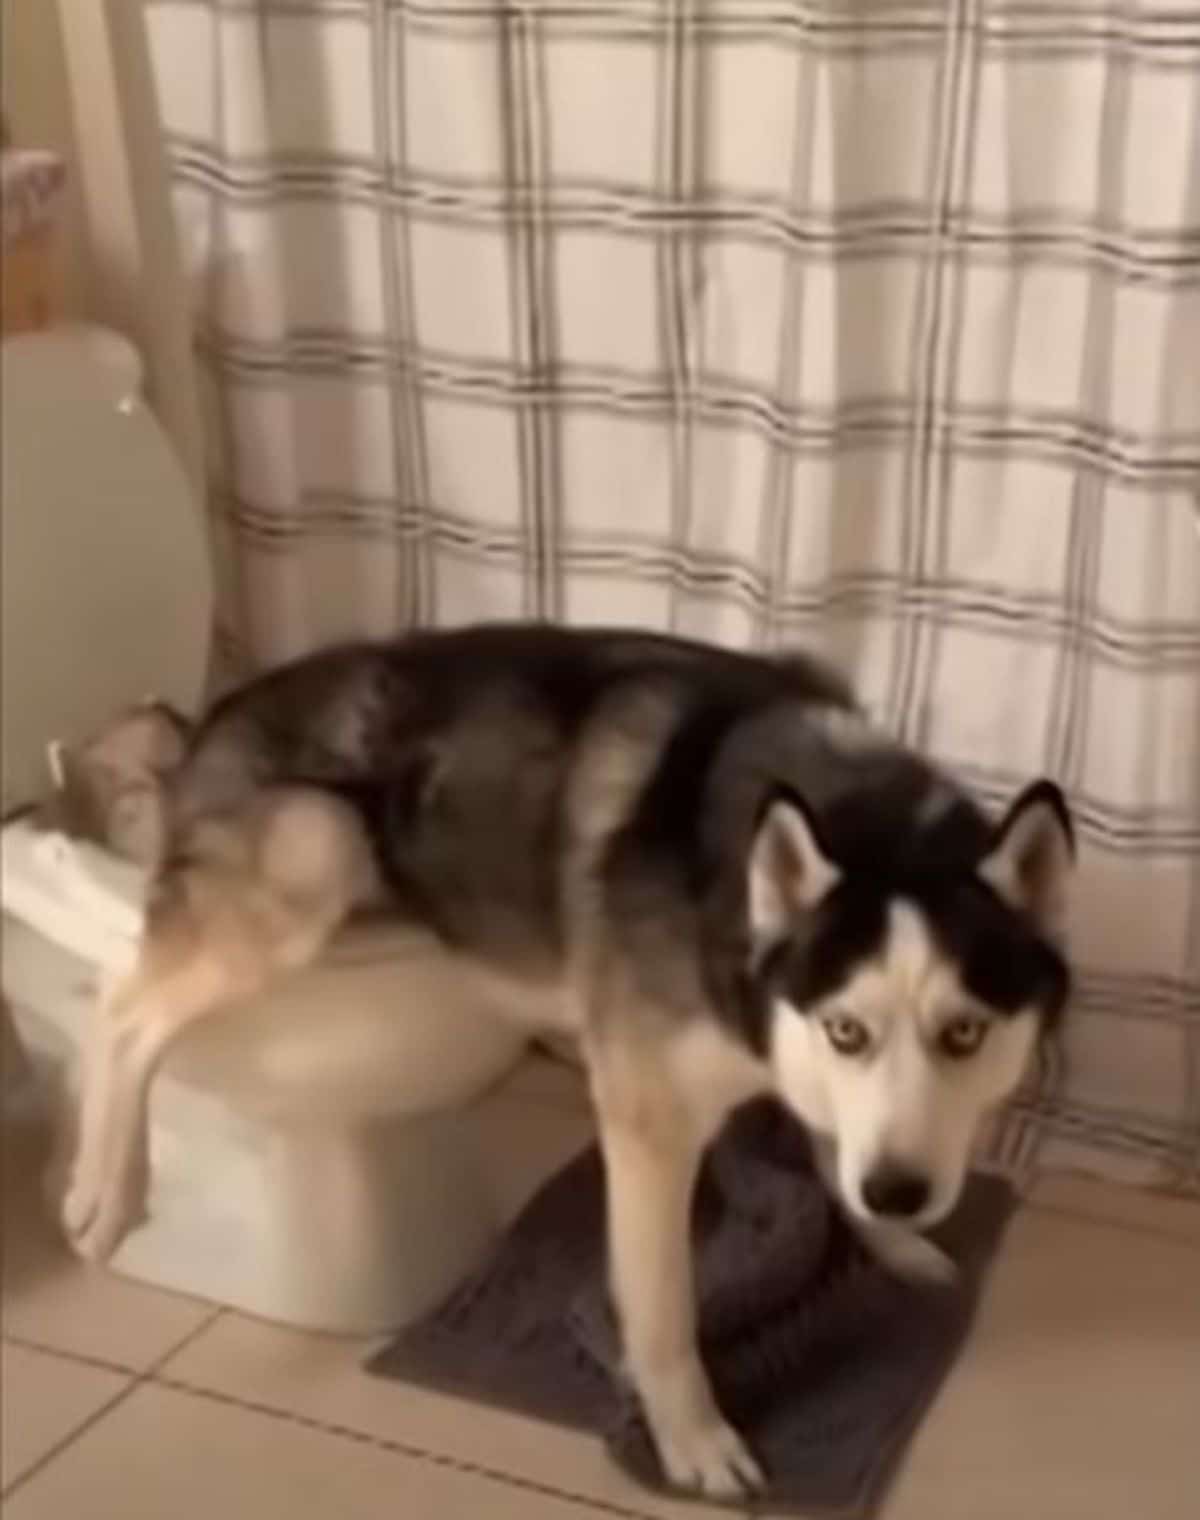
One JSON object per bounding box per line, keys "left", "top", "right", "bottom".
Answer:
{"left": 1, "top": 331, "right": 213, "bottom": 810}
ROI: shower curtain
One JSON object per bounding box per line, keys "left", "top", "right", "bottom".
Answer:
{"left": 144, "top": 1, "right": 1198, "bottom": 1192}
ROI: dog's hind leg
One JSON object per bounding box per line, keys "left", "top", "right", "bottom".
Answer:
{"left": 61, "top": 788, "right": 377, "bottom": 1263}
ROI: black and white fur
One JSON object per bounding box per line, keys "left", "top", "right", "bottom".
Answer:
{"left": 58, "top": 624, "right": 1074, "bottom": 1496}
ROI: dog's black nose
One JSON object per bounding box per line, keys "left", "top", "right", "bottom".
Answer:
{"left": 862, "top": 1165, "right": 930, "bottom": 1219}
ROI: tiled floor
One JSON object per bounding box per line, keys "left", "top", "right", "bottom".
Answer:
{"left": 4, "top": 1053, "right": 1200, "bottom": 1520}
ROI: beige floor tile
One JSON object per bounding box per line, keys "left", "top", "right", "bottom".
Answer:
{"left": 160, "top": 1313, "right": 734, "bottom": 1520}
{"left": 499, "top": 1049, "right": 592, "bottom": 1111}
{"left": 881, "top": 1206, "right": 1200, "bottom": 1520}
{"left": 1031, "top": 1171, "right": 1200, "bottom": 1248}
{"left": 2, "top": 1381, "right": 619, "bottom": 1520}
{"left": 466, "top": 1088, "right": 596, "bottom": 1225}
{"left": 2, "top": 1116, "right": 214, "bottom": 1371}
{"left": 1, "top": 1342, "right": 129, "bottom": 1492}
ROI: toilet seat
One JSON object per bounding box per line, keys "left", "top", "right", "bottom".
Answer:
{"left": 0, "top": 814, "right": 527, "bottom": 1124}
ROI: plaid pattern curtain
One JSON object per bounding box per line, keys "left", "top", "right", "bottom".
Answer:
{"left": 145, "top": 1, "right": 1199, "bottom": 1191}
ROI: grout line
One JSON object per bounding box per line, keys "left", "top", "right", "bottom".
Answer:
{"left": 1, "top": 1300, "right": 224, "bottom": 1380}
{"left": 145, "top": 1372, "right": 661, "bottom": 1520}
{"left": 0, "top": 1260, "right": 652, "bottom": 1517}
{"left": 1, "top": 1370, "right": 138, "bottom": 1501}
{"left": 0, "top": 1305, "right": 226, "bottom": 1501}
{"left": 2, "top": 1332, "right": 138, "bottom": 1378}
{"left": 146, "top": 1304, "right": 226, "bottom": 1376}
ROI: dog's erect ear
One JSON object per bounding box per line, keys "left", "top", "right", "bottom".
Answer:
{"left": 979, "top": 779, "right": 1074, "bottom": 931}
{"left": 747, "top": 796, "right": 839, "bottom": 946}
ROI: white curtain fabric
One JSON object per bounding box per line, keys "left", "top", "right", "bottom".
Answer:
{"left": 145, "top": 1, "right": 1199, "bottom": 1191}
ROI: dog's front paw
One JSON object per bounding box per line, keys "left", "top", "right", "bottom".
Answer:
{"left": 656, "top": 1411, "right": 764, "bottom": 1498}
{"left": 60, "top": 1175, "right": 143, "bottom": 1263}
{"left": 864, "top": 1225, "right": 958, "bottom": 1287}
{"left": 60, "top": 1180, "right": 94, "bottom": 1242}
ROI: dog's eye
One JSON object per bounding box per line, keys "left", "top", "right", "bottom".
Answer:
{"left": 824, "top": 1015, "right": 871, "bottom": 1056}
{"left": 940, "top": 1016, "right": 987, "bottom": 1058}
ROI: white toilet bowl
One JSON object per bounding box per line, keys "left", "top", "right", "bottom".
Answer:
{"left": 2, "top": 874, "right": 525, "bottom": 1332}
{"left": 0, "top": 330, "right": 529, "bottom": 1330}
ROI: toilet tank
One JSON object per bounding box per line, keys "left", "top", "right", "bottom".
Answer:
{"left": 1, "top": 329, "right": 213, "bottom": 810}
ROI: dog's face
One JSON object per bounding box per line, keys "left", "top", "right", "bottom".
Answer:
{"left": 750, "top": 779, "right": 1073, "bottom": 1229}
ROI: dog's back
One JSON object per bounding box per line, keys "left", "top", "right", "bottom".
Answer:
{"left": 164, "top": 626, "right": 856, "bottom": 969}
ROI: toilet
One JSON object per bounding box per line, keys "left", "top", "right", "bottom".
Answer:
{"left": 0, "top": 329, "right": 528, "bottom": 1331}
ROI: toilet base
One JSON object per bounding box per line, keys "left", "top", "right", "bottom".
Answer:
{"left": 3, "top": 912, "right": 518, "bottom": 1334}
{"left": 117, "top": 1106, "right": 503, "bottom": 1334}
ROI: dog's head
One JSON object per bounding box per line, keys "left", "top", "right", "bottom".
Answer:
{"left": 749, "top": 776, "right": 1073, "bottom": 1229}
{"left": 31, "top": 701, "right": 191, "bottom": 867}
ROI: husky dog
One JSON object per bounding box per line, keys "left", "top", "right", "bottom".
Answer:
{"left": 60, "top": 625, "right": 1073, "bottom": 1496}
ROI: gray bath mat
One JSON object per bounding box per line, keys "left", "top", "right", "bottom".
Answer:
{"left": 368, "top": 1101, "right": 1015, "bottom": 1515}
